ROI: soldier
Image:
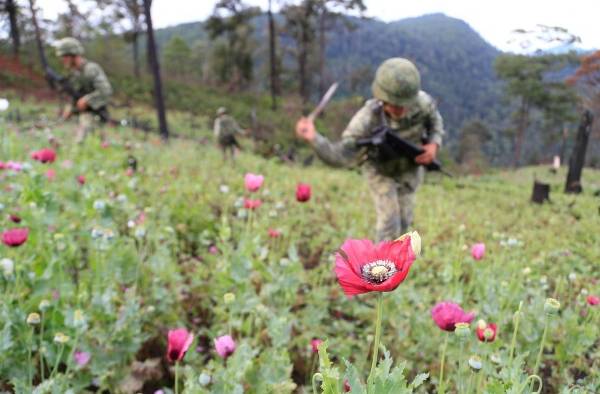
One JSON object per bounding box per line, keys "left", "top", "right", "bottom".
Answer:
{"left": 213, "top": 107, "right": 245, "bottom": 161}
{"left": 295, "top": 58, "right": 445, "bottom": 241}
{"left": 54, "top": 37, "right": 112, "bottom": 144}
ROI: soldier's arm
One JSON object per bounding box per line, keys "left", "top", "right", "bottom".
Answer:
{"left": 424, "top": 95, "right": 445, "bottom": 147}
{"left": 213, "top": 119, "right": 221, "bottom": 138}
{"left": 310, "top": 100, "right": 377, "bottom": 167}
{"left": 82, "top": 63, "right": 113, "bottom": 110}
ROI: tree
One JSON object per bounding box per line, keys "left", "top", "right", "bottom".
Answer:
{"left": 456, "top": 119, "right": 490, "bottom": 172}
{"left": 495, "top": 53, "right": 578, "bottom": 166}
{"left": 564, "top": 50, "right": 600, "bottom": 193}
{"left": 142, "top": 0, "right": 169, "bottom": 139}
{"left": 267, "top": 0, "right": 281, "bottom": 109}
{"left": 205, "top": 0, "right": 260, "bottom": 90}
{"left": 163, "top": 35, "right": 192, "bottom": 81}
{"left": 121, "top": 0, "right": 144, "bottom": 78}
{"left": 2, "top": 0, "right": 20, "bottom": 58}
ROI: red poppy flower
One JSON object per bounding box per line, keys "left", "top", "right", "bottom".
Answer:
{"left": 8, "top": 214, "right": 21, "bottom": 223}
{"left": 167, "top": 328, "right": 194, "bottom": 363}
{"left": 431, "top": 301, "right": 475, "bottom": 331}
{"left": 244, "top": 198, "right": 262, "bottom": 210}
{"left": 2, "top": 227, "right": 29, "bottom": 247}
{"left": 334, "top": 235, "right": 417, "bottom": 297}
{"left": 587, "top": 295, "right": 599, "bottom": 306}
{"left": 77, "top": 175, "right": 85, "bottom": 185}
{"left": 475, "top": 320, "right": 497, "bottom": 342}
{"left": 268, "top": 228, "right": 281, "bottom": 238}
{"left": 31, "top": 148, "right": 56, "bottom": 163}
{"left": 296, "top": 183, "right": 311, "bottom": 202}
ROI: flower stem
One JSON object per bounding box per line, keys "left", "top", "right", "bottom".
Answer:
{"left": 437, "top": 333, "right": 449, "bottom": 394}
{"left": 458, "top": 339, "right": 466, "bottom": 393}
{"left": 509, "top": 301, "right": 523, "bottom": 362}
{"left": 312, "top": 372, "right": 323, "bottom": 394}
{"left": 28, "top": 328, "right": 34, "bottom": 391}
{"left": 367, "top": 293, "right": 384, "bottom": 392}
{"left": 533, "top": 317, "right": 550, "bottom": 376}
{"left": 175, "top": 361, "right": 179, "bottom": 394}
{"left": 40, "top": 313, "right": 45, "bottom": 381}
{"left": 50, "top": 344, "right": 65, "bottom": 378}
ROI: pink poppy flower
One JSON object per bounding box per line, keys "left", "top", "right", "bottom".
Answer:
{"left": 214, "top": 335, "right": 236, "bottom": 359}
{"left": 475, "top": 321, "right": 497, "bottom": 342}
{"left": 0, "top": 161, "right": 5, "bottom": 170}
{"left": 268, "top": 228, "right": 281, "bottom": 238}
{"left": 296, "top": 183, "right": 312, "bottom": 202}
{"left": 334, "top": 234, "right": 418, "bottom": 297}
{"left": 6, "top": 161, "right": 23, "bottom": 172}
{"left": 2, "top": 227, "right": 29, "bottom": 247}
{"left": 431, "top": 301, "right": 475, "bottom": 331}
{"left": 77, "top": 175, "right": 85, "bottom": 185}
{"left": 244, "top": 198, "right": 262, "bottom": 210}
{"left": 8, "top": 214, "right": 21, "bottom": 223}
{"left": 167, "top": 328, "right": 194, "bottom": 363}
{"left": 208, "top": 245, "right": 219, "bottom": 255}
{"left": 45, "top": 169, "right": 56, "bottom": 181}
{"left": 587, "top": 295, "right": 599, "bottom": 306}
{"left": 31, "top": 148, "right": 56, "bottom": 163}
{"left": 126, "top": 168, "right": 134, "bottom": 177}
{"left": 471, "top": 243, "right": 485, "bottom": 260}
{"left": 101, "top": 141, "right": 110, "bottom": 148}
{"left": 310, "top": 338, "right": 322, "bottom": 354}
{"left": 73, "top": 351, "right": 91, "bottom": 367}
{"left": 244, "top": 173, "right": 264, "bottom": 192}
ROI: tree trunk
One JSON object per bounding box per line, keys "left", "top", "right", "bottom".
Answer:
{"left": 132, "top": 30, "right": 140, "bottom": 78}
{"left": 565, "top": 110, "right": 593, "bottom": 193}
{"left": 513, "top": 97, "right": 530, "bottom": 167}
{"left": 267, "top": 0, "right": 280, "bottom": 110}
{"left": 29, "top": 0, "right": 52, "bottom": 89}
{"left": 6, "top": 0, "right": 20, "bottom": 58}
{"left": 142, "top": 0, "right": 169, "bottom": 140}
{"left": 318, "top": 9, "right": 326, "bottom": 97}
{"left": 298, "top": 3, "right": 313, "bottom": 104}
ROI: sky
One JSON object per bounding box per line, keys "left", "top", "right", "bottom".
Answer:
{"left": 35, "top": 0, "right": 600, "bottom": 52}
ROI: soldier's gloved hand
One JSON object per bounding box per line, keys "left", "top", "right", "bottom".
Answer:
{"left": 415, "top": 143, "right": 438, "bottom": 165}
{"left": 295, "top": 117, "right": 316, "bottom": 142}
{"left": 76, "top": 97, "right": 88, "bottom": 112}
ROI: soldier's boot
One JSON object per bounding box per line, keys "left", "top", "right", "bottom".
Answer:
{"left": 368, "top": 173, "right": 402, "bottom": 242}
{"left": 75, "top": 113, "right": 94, "bottom": 144}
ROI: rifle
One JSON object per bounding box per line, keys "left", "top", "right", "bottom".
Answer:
{"left": 356, "top": 125, "right": 451, "bottom": 177}
{"left": 45, "top": 66, "right": 111, "bottom": 123}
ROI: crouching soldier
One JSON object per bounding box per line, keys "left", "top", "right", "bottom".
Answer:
{"left": 54, "top": 37, "right": 113, "bottom": 144}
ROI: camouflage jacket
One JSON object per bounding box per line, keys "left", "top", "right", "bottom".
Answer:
{"left": 213, "top": 115, "right": 244, "bottom": 141}
{"left": 311, "top": 92, "right": 445, "bottom": 174}
{"left": 68, "top": 60, "right": 112, "bottom": 110}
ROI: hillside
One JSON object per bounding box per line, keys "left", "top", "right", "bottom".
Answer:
{"left": 154, "top": 13, "right": 505, "bottom": 140}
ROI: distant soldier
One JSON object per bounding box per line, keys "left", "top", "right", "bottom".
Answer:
{"left": 55, "top": 37, "right": 112, "bottom": 144}
{"left": 296, "top": 58, "right": 445, "bottom": 241}
{"left": 213, "top": 107, "right": 244, "bottom": 161}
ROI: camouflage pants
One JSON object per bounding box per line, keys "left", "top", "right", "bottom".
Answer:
{"left": 364, "top": 165, "right": 424, "bottom": 242}
{"left": 75, "top": 113, "right": 94, "bottom": 144}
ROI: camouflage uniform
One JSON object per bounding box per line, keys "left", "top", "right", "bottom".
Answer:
{"left": 310, "top": 59, "right": 445, "bottom": 241}
{"left": 213, "top": 108, "right": 243, "bottom": 160}
{"left": 55, "top": 38, "right": 112, "bottom": 143}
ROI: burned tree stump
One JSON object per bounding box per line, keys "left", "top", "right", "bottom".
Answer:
{"left": 531, "top": 181, "right": 550, "bottom": 204}
{"left": 565, "top": 110, "right": 593, "bottom": 194}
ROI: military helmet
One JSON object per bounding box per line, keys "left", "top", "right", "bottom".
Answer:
{"left": 216, "top": 107, "right": 227, "bottom": 116}
{"left": 55, "top": 37, "right": 84, "bottom": 57}
{"left": 371, "top": 58, "right": 421, "bottom": 107}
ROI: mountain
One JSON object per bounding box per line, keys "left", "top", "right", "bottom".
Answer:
{"left": 154, "top": 13, "right": 504, "bottom": 139}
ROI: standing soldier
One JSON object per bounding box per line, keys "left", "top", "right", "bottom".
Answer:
{"left": 295, "top": 58, "right": 445, "bottom": 241}
{"left": 213, "top": 107, "right": 245, "bottom": 162}
{"left": 54, "top": 37, "right": 112, "bottom": 144}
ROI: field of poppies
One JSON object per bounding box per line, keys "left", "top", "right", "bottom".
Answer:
{"left": 0, "top": 98, "right": 599, "bottom": 393}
